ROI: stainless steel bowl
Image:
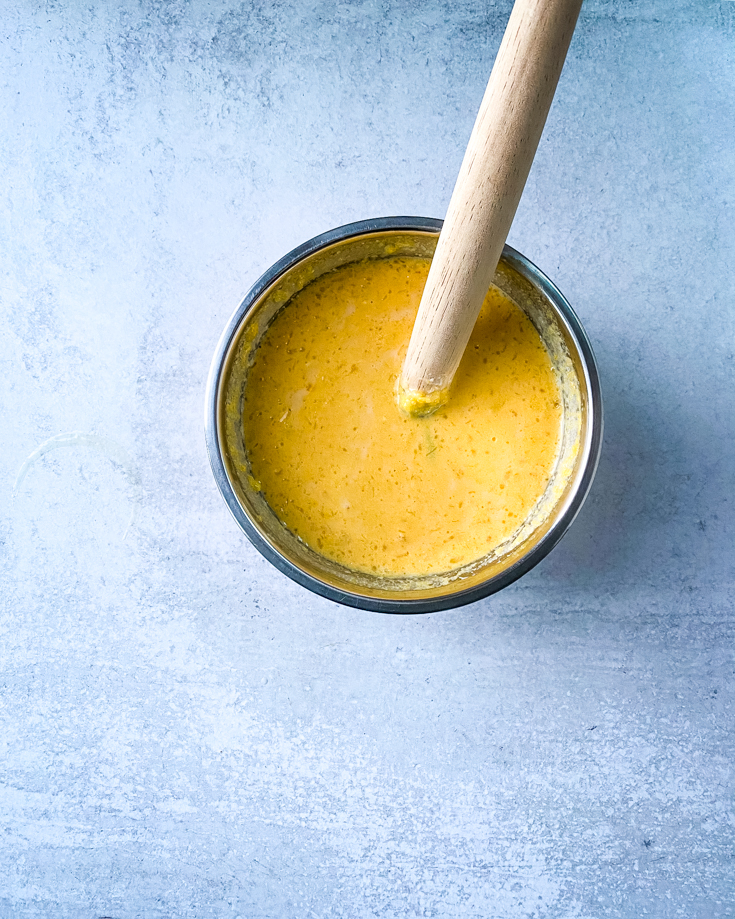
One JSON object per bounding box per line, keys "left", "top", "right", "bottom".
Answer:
{"left": 205, "top": 217, "right": 602, "bottom": 613}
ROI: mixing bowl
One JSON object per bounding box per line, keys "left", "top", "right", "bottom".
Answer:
{"left": 205, "top": 217, "right": 602, "bottom": 613}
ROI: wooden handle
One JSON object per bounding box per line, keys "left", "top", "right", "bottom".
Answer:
{"left": 398, "top": 0, "right": 583, "bottom": 416}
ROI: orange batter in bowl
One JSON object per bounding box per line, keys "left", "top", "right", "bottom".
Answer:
{"left": 242, "top": 256, "right": 562, "bottom": 578}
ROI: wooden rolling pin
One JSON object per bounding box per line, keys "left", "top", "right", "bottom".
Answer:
{"left": 397, "top": 0, "right": 583, "bottom": 416}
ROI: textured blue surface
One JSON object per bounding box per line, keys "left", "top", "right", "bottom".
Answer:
{"left": 1, "top": 1, "right": 733, "bottom": 917}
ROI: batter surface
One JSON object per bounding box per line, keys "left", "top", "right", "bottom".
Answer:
{"left": 242, "top": 256, "right": 561, "bottom": 577}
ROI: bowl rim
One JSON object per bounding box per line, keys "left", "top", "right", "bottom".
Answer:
{"left": 204, "top": 216, "right": 603, "bottom": 613}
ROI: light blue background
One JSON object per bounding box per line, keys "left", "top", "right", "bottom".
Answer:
{"left": 1, "top": 1, "right": 733, "bottom": 916}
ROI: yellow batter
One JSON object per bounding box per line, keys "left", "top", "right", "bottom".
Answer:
{"left": 242, "top": 256, "right": 561, "bottom": 577}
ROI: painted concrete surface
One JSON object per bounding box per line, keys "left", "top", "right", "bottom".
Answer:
{"left": 1, "top": 1, "right": 733, "bottom": 917}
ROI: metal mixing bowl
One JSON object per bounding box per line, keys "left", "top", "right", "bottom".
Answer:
{"left": 205, "top": 217, "right": 602, "bottom": 613}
